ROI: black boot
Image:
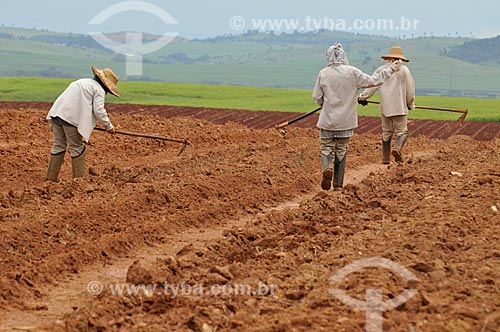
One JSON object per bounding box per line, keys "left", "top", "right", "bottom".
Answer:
{"left": 392, "top": 134, "right": 408, "bottom": 162}
{"left": 72, "top": 146, "right": 86, "bottom": 178}
{"left": 382, "top": 138, "right": 391, "bottom": 165}
{"left": 333, "top": 155, "right": 347, "bottom": 191}
{"left": 321, "top": 154, "right": 333, "bottom": 190}
{"left": 46, "top": 151, "right": 65, "bottom": 182}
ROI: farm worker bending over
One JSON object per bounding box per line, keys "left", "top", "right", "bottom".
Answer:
{"left": 313, "top": 43, "right": 401, "bottom": 191}
{"left": 358, "top": 46, "right": 415, "bottom": 164}
{"left": 45, "top": 65, "right": 119, "bottom": 182}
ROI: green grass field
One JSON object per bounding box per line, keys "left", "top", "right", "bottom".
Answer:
{"left": 2, "top": 27, "right": 500, "bottom": 96}
{"left": 0, "top": 77, "right": 498, "bottom": 122}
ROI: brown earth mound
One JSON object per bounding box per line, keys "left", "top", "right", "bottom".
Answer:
{"left": 0, "top": 104, "right": 499, "bottom": 332}
{"left": 2, "top": 101, "right": 499, "bottom": 141}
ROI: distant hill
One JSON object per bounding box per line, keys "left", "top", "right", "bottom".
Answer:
{"left": 0, "top": 26, "right": 499, "bottom": 97}
{"left": 444, "top": 35, "right": 500, "bottom": 65}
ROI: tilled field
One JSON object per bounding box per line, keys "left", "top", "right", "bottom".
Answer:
{"left": 0, "top": 105, "right": 499, "bottom": 332}
{"left": 2, "top": 102, "right": 499, "bottom": 141}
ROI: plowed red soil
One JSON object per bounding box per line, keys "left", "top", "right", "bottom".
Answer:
{"left": 0, "top": 103, "right": 499, "bottom": 332}
{"left": 2, "top": 101, "right": 499, "bottom": 141}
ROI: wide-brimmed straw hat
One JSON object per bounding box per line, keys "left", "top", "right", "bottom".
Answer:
{"left": 91, "top": 65, "right": 120, "bottom": 97}
{"left": 381, "top": 46, "right": 409, "bottom": 62}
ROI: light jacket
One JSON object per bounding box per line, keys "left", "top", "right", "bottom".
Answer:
{"left": 313, "top": 64, "right": 393, "bottom": 131}
{"left": 46, "top": 78, "right": 114, "bottom": 141}
{"left": 360, "top": 63, "right": 415, "bottom": 117}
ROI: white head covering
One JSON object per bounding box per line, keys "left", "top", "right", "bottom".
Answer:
{"left": 326, "top": 43, "right": 349, "bottom": 66}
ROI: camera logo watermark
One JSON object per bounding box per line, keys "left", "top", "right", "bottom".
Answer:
{"left": 87, "top": 280, "right": 104, "bottom": 296}
{"left": 87, "top": 280, "right": 276, "bottom": 298}
{"left": 89, "top": 1, "right": 178, "bottom": 76}
{"left": 229, "top": 16, "right": 247, "bottom": 31}
{"left": 229, "top": 16, "right": 419, "bottom": 34}
{"left": 329, "top": 257, "right": 419, "bottom": 332}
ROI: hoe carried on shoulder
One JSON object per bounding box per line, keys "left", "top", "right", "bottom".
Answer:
{"left": 95, "top": 127, "right": 191, "bottom": 155}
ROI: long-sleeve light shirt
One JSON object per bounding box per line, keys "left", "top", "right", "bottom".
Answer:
{"left": 46, "top": 78, "right": 114, "bottom": 142}
{"left": 359, "top": 63, "right": 415, "bottom": 117}
{"left": 313, "top": 64, "right": 393, "bottom": 131}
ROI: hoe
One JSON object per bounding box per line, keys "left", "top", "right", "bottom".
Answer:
{"left": 95, "top": 127, "right": 191, "bottom": 155}
{"left": 274, "top": 102, "right": 468, "bottom": 136}
{"left": 274, "top": 107, "right": 322, "bottom": 137}
{"left": 365, "top": 100, "right": 468, "bottom": 124}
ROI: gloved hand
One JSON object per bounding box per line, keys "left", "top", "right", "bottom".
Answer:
{"left": 358, "top": 97, "right": 368, "bottom": 106}
{"left": 389, "top": 59, "right": 403, "bottom": 73}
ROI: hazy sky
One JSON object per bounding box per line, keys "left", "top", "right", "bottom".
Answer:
{"left": 1, "top": 0, "right": 499, "bottom": 39}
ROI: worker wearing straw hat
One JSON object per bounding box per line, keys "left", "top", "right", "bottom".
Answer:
{"left": 313, "top": 43, "right": 402, "bottom": 191}
{"left": 358, "top": 46, "right": 415, "bottom": 164}
{"left": 45, "top": 65, "right": 120, "bottom": 182}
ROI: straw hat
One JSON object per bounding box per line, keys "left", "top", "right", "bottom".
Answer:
{"left": 381, "top": 46, "right": 409, "bottom": 62}
{"left": 91, "top": 65, "right": 120, "bottom": 97}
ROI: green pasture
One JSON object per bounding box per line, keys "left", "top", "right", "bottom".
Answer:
{"left": 0, "top": 77, "right": 498, "bottom": 121}
{"left": 1, "top": 27, "right": 500, "bottom": 95}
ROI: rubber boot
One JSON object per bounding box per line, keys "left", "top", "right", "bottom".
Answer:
{"left": 46, "top": 151, "right": 65, "bottom": 182}
{"left": 333, "top": 155, "right": 347, "bottom": 191}
{"left": 382, "top": 138, "right": 392, "bottom": 165}
{"left": 321, "top": 154, "right": 333, "bottom": 190}
{"left": 72, "top": 146, "right": 86, "bottom": 178}
{"left": 392, "top": 133, "right": 408, "bottom": 163}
